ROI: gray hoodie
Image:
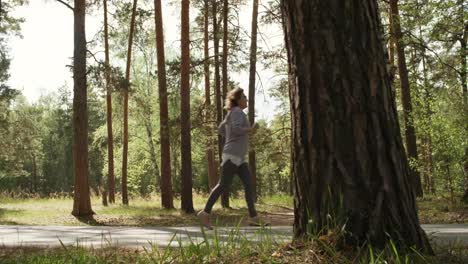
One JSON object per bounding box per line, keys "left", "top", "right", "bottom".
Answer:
{"left": 217, "top": 106, "right": 250, "bottom": 159}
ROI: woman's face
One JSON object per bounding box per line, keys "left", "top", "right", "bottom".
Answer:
{"left": 238, "top": 93, "right": 248, "bottom": 109}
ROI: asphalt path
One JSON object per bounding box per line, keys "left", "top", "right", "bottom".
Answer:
{"left": 0, "top": 224, "right": 466, "bottom": 249}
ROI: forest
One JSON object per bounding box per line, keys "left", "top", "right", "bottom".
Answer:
{"left": 0, "top": 0, "right": 467, "bottom": 263}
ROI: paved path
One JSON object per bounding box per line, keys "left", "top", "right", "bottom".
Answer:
{"left": 0, "top": 224, "right": 466, "bottom": 249}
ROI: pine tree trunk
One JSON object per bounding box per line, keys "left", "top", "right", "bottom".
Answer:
{"left": 220, "top": 0, "right": 230, "bottom": 208}
{"left": 282, "top": 0, "right": 432, "bottom": 252}
{"left": 248, "top": 0, "right": 259, "bottom": 201}
{"left": 144, "top": 121, "right": 161, "bottom": 189}
{"left": 103, "top": 0, "right": 115, "bottom": 204}
{"left": 154, "top": 0, "right": 174, "bottom": 209}
{"left": 204, "top": 0, "right": 217, "bottom": 191}
{"left": 389, "top": 0, "right": 423, "bottom": 197}
{"left": 213, "top": 0, "right": 223, "bottom": 193}
{"left": 180, "top": 0, "right": 194, "bottom": 213}
{"left": 460, "top": 17, "right": 467, "bottom": 203}
{"left": 32, "top": 154, "right": 37, "bottom": 193}
{"left": 72, "top": 0, "right": 93, "bottom": 217}
{"left": 419, "top": 27, "right": 435, "bottom": 196}
{"left": 121, "top": 0, "right": 138, "bottom": 206}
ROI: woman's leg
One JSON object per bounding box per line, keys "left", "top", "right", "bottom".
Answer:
{"left": 203, "top": 160, "right": 237, "bottom": 213}
{"left": 238, "top": 163, "right": 257, "bottom": 217}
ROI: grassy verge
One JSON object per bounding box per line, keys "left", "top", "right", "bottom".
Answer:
{"left": 417, "top": 195, "right": 468, "bottom": 224}
{"left": 0, "top": 193, "right": 466, "bottom": 226}
{"left": 0, "top": 227, "right": 466, "bottom": 264}
{"left": 0, "top": 193, "right": 293, "bottom": 226}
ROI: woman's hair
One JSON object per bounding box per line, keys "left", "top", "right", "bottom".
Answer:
{"left": 224, "top": 88, "right": 244, "bottom": 110}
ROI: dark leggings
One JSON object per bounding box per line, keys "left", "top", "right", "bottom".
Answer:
{"left": 204, "top": 160, "right": 257, "bottom": 217}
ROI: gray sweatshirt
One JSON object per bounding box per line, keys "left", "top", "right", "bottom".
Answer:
{"left": 217, "top": 107, "right": 250, "bottom": 159}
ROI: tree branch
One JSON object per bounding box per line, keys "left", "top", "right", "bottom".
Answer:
{"left": 55, "top": 0, "right": 74, "bottom": 11}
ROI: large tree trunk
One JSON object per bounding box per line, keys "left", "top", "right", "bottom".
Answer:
{"left": 220, "top": 0, "right": 230, "bottom": 208}
{"left": 72, "top": 0, "right": 93, "bottom": 217}
{"left": 103, "top": 0, "right": 115, "bottom": 204}
{"left": 180, "top": 0, "right": 194, "bottom": 213}
{"left": 389, "top": 0, "right": 423, "bottom": 197}
{"left": 154, "top": 0, "right": 174, "bottom": 209}
{"left": 281, "top": 0, "right": 432, "bottom": 252}
{"left": 204, "top": 0, "right": 217, "bottom": 191}
{"left": 248, "top": 0, "right": 259, "bottom": 202}
{"left": 121, "top": 0, "right": 138, "bottom": 206}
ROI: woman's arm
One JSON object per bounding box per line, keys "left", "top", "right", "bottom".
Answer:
{"left": 230, "top": 111, "right": 253, "bottom": 136}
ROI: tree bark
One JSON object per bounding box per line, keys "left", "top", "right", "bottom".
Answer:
{"left": 282, "top": 0, "right": 432, "bottom": 252}
{"left": 103, "top": 0, "right": 115, "bottom": 204}
{"left": 248, "top": 0, "right": 259, "bottom": 202}
{"left": 204, "top": 0, "right": 218, "bottom": 191}
{"left": 220, "top": 0, "right": 230, "bottom": 208}
{"left": 419, "top": 25, "right": 435, "bottom": 196}
{"left": 72, "top": 0, "right": 93, "bottom": 217}
{"left": 389, "top": 0, "right": 423, "bottom": 197}
{"left": 144, "top": 121, "right": 161, "bottom": 191}
{"left": 154, "top": 0, "right": 174, "bottom": 209}
{"left": 213, "top": 0, "right": 223, "bottom": 193}
{"left": 459, "top": 13, "right": 468, "bottom": 202}
{"left": 180, "top": 0, "right": 194, "bottom": 213}
{"left": 32, "top": 154, "right": 37, "bottom": 193}
{"left": 121, "top": 0, "right": 138, "bottom": 206}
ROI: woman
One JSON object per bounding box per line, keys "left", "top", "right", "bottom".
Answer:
{"left": 197, "top": 88, "right": 269, "bottom": 229}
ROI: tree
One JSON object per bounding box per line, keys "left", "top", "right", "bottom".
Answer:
{"left": 72, "top": 0, "right": 93, "bottom": 216}
{"left": 204, "top": 0, "right": 218, "bottom": 191}
{"left": 122, "top": 0, "right": 138, "bottom": 206}
{"left": 389, "top": 0, "right": 423, "bottom": 197}
{"left": 212, "top": 0, "right": 223, "bottom": 197}
{"left": 281, "top": 0, "right": 432, "bottom": 252}
{"left": 154, "top": 0, "right": 174, "bottom": 209}
{"left": 248, "top": 0, "right": 259, "bottom": 201}
{"left": 103, "top": 0, "right": 115, "bottom": 204}
{"left": 220, "top": 0, "right": 230, "bottom": 208}
{"left": 180, "top": 0, "right": 194, "bottom": 213}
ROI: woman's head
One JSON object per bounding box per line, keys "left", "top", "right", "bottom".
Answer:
{"left": 224, "top": 88, "right": 248, "bottom": 110}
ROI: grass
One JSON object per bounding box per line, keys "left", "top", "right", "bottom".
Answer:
{"left": 1, "top": 192, "right": 465, "bottom": 227}
{"left": 0, "top": 226, "right": 466, "bottom": 263}
{"left": 0, "top": 192, "right": 467, "bottom": 263}
{"left": 417, "top": 195, "right": 468, "bottom": 224}
{"left": 0, "top": 192, "right": 294, "bottom": 226}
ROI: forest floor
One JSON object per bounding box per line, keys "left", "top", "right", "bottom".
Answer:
{"left": 0, "top": 193, "right": 466, "bottom": 227}
{"left": 0, "top": 194, "right": 467, "bottom": 263}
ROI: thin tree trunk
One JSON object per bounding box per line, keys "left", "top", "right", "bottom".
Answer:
{"left": 103, "top": 0, "right": 115, "bottom": 204}
{"left": 204, "top": 0, "right": 217, "bottom": 191}
{"left": 72, "top": 0, "right": 93, "bottom": 217}
{"left": 389, "top": 0, "right": 423, "bottom": 197}
{"left": 213, "top": 0, "right": 223, "bottom": 192}
{"left": 32, "top": 154, "right": 37, "bottom": 193}
{"left": 144, "top": 121, "right": 161, "bottom": 189}
{"left": 121, "top": 0, "right": 138, "bottom": 206}
{"left": 180, "top": 0, "right": 194, "bottom": 213}
{"left": 459, "top": 16, "right": 467, "bottom": 202}
{"left": 419, "top": 25, "right": 435, "bottom": 196}
{"left": 154, "top": 0, "right": 174, "bottom": 209}
{"left": 220, "top": 0, "right": 230, "bottom": 208}
{"left": 282, "top": 0, "right": 432, "bottom": 252}
{"left": 248, "top": 0, "right": 259, "bottom": 202}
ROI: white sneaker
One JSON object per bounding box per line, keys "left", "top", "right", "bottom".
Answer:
{"left": 248, "top": 216, "right": 270, "bottom": 226}
{"left": 197, "top": 210, "right": 213, "bottom": 230}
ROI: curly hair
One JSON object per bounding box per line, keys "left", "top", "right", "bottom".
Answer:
{"left": 224, "top": 88, "right": 245, "bottom": 110}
